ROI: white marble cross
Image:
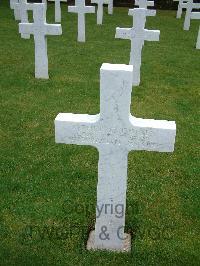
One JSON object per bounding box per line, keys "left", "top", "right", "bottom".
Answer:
{"left": 91, "top": 0, "right": 107, "bottom": 25}
{"left": 68, "top": 0, "right": 95, "bottom": 42}
{"left": 184, "top": 0, "right": 200, "bottom": 30}
{"left": 15, "top": 0, "right": 34, "bottom": 39}
{"left": 115, "top": 8, "right": 160, "bottom": 86}
{"left": 55, "top": 63, "right": 176, "bottom": 251}
{"left": 54, "top": 0, "right": 67, "bottom": 23}
{"left": 173, "top": 0, "right": 189, "bottom": 19}
{"left": 135, "top": 0, "right": 156, "bottom": 16}
{"left": 19, "top": 3, "right": 62, "bottom": 79}
{"left": 104, "top": 0, "right": 113, "bottom": 15}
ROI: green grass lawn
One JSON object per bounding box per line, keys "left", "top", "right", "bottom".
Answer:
{"left": 0, "top": 0, "right": 199, "bottom": 265}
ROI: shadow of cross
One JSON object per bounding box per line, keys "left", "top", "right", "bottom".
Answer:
{"left": 135, "top": 0, "right": 156, "bottom": 16}
{"left": 15, "top": 0, "right": 34, "bottom": 39}
{"left": 19, "top": 3, "right": 62, "bottom": 79}
{"left": 115, "top": 8, "right": 160, "bottom": 86}
{"left": 55, "top": 63, "right": 176, "bottom": 251}
{"left": 68, "top": 0, "right": 95, "bottom": 42}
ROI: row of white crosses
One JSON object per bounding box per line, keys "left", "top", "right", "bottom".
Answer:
{"left": 55, "top": 2, "right": 177, "bottom": 252}
{"left": 174, "top": 0, "right": 200, "bottom": 49}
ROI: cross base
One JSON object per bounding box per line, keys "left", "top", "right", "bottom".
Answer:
{"left": 86, "top": 230, "right": 131, "bottom": 252}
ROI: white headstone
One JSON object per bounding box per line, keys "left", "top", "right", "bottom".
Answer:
{"left": 135, "top": 0, "right": 156, "bottom": 16}
{"left": 184, "top": 0, "right": 200, "bottom": 30}
{"left": 54, "top": 0, "right": 67, "bottom": 23}
{"left": 91, "top": 0, "right": 106, "bottom": 25}
{"left": 55, "top": 63, "right": 176, "bottom": 251}
{"left": 196, "top": 26, "right": 200, "bottom": 49}
{"left": 19, "top": 3, "right": 62, "bottom": 79}
{"left": 115, "top": 8, "right": 160, "bottom": 86}
{"left": 15, "top": 0, "right": 34, "bottom": 39}
{"left": 68, "top": 0, "right": 95, "bottom": 42}
{"left": 104, "top": 0, "right": 113, "bottom": 15}
{"left": 173, "top": 0, "right": 188, "bottom": 19}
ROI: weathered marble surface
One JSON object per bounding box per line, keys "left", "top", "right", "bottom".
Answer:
{"left": 135, "top": 0, "right": 156, "bottom": 16}
{"left": 115, "top": 8, "right": 160, "bottom": 86}
{"left": 184, "top": 0, "right": 200, "bottom": 30}
{"left": 68, "top": 0, "right": 95, "bottom": 42}
{"left": 19, "top": 3, "right": 62, "bottom": 79}
{"left": 54, "top": 0, "right": 67, "bottom": 22}
{"left": 55, "top": 63, "right": 176, "bottom": 251}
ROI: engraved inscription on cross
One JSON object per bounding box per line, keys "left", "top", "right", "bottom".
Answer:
{"left": 68, "top": 0, "right": 95, "bottom": 42}
{"left": 135, "top": 0, "right": 156, "bottom": 16}
{"left": 55, "top": 63, "right": 176, "bottom": 251}
{"left": 115, "top": 8, "right": 160, "bottom": 86}
{"left": 19, "top": 3, "right": 62, "bottom": 79}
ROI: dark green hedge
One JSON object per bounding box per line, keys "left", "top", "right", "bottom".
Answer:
{"left": 30, "top": 0, "right": 178, "bottom": 10}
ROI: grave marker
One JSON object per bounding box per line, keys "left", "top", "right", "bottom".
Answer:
{"left": 55, "top": 63, "right": 176, "bottom": 251}
{"left": 19, "top": 3, "right": 62, "bottom": 79}
{"left": 91, "top": 0, "right": 106, "bottom": 25}
{"left": 173, "top": 0, "right": 189, "bottom": 19}
{"left": 15, "top": 0, "right": 34, "bottom": 39}
{"left": 115, "top": 8, "right": 160, "bottom": 86}
{"left": 68, "top": 0, "right": 95, "bottom": 42}
{"left": 184, "top": 0, "right": 200, "bottom": 30}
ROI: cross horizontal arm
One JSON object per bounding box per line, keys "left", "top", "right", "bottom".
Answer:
{"left": 19, "top": 23, "right": 34, "bottom": 34}
{"left": 135, "top": 0, "right": 154, "bottom": 7}
{"left": 192, "top": 3, "right": 200, "bottom": 9}
{"left": 191, "top": 12, "right": 200, "bottom": 19}
{"left": 128, "top": 8, "right": 156, "bottom": 17}
{"left": 144, "top": 29, "right": 160, "bottom": 41}
{"left": 128, "top": 116, "right": 176, "bottom": 152}
{"left": 45, "top": 24, "right": 62, "bottom": 35}
{"left": 68, "top": 6, "right": 78, "bottom": 13}
{"left": 55, "top": 113, "right": 100, "bottom": 146}
{"left": 115, "top": 27, "right": 131, "bottom": 40}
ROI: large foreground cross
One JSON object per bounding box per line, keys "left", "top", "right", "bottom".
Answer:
{"left": 55, "top": 63, "right": 176, "bottom": 251}
{"left": 135, "top": 0, "right": 156, "bottom": 16}
{"left": 115, "top": 8, "right": 160, "bottom": 86}
{"left": 19, "top": 4, "right": 62, "bottom": 79}
{"left": 68, "top": 0, "right": 95, "bottom": 42}
{"left": 184, "top": 0, "right": 200, "bottom": 30}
